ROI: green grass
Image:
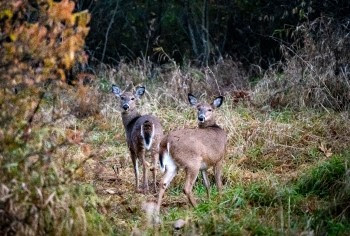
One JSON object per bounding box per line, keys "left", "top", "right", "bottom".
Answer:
{"left": 296, "top": 152, "right": 349, "bottom": 197}
{"left": 152, "top": 178, "right": 309, "bottom": 235}
{"left": 270, "top": 110, "right": 294, "bottom": 123}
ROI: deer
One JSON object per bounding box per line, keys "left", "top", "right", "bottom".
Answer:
{"left": 156, "top": 93, "right": 227, "bottom": 211}
{"left": 112, "top": 85, "right": 163, "bottom": 193}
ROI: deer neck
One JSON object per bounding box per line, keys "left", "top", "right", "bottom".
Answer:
{"left": 198, "top": 119, "right": 219, "bottom": 129}
{"left": 121, "top": 109, "right": 141, "bottom": 130}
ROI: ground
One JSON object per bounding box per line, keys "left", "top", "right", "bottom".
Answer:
{"left": 58, "top": 86, "right": 350, "bottom": 235}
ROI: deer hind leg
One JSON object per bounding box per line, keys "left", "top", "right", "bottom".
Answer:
{"left": 131, "top": 152, "right": 140, "bottom": 192}
{"left": 184, "top": 167, "right": 200, "bottom": 207}
{"left": 201, "top": 170, "right": 210, "bottom": 198}
{"left": 139, "top": 148, "right": 149, "bottom": 193}
{"left": 151, "top": 149, "right": 158, "bottom": 193}
{"left": 156, "top": 163, "right": 177, "bottom": 212}
{"left": 214, "top": 161, "right": 223, "bottom": 193}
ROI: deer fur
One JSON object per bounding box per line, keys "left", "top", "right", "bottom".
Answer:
{"left": 156, "top": 94, "right": 227, "bottom": 211}
{"left": 112, "top": 85, "right": 163, "bottom": 193}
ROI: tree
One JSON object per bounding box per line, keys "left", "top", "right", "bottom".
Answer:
{"left": 0, "top": 0, "right": 90, "bottom": 234}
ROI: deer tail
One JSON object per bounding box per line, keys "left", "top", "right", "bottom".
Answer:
{"left": 141, "top": 120, "right": 154, "bottom": 150}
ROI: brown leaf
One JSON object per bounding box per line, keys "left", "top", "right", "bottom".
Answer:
{"left": 66, "top": 129, "right": 82, "bottom": 144}
{"left": 236, "top": 156, "right": 248, "bottom": 165}
{"left": 318, "top": 143, "right": 332, "bottom": 158}
{"left": 81, "top": 144, "right": 91, "bottom": 156}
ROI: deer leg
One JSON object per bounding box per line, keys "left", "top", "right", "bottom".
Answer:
{"left": 131, "top": 154, "right": 140, "bottom": 193}
{"left": 156, "top": 164, "right": 177, "bottom": 212}
{"left": 184, "top": 167, "right": 200, "bottom": 207}
{"left": 139, "top": 148, "right": 149, "bottom": 193}
{"left": 201, "top": 170, "right": 210, "bottom": 198}
{"left": 151, "top": 150, "right": 158, "bottom": 193}
{"left": 214, "top": 161, "right": 223, "bottom": 193}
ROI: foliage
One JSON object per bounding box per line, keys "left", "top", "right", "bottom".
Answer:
{"left": 0, "top": 1, "right": 103, "bottom": 235}
{"left": 0, "top": 0, "right": 90, "bottom": 85}
{"left": 253, "top": 17, "right": 350, "bottom": 110}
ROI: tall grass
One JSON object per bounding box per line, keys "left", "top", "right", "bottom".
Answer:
{"left": 253, "top": 17, "right": 350, "bottom": 111}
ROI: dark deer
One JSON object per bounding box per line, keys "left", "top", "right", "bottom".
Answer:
{"left": 112, "top": 85, "right": 163, "bottom": 193}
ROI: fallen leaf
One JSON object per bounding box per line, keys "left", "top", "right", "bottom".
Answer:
{"left": 105, "top": 188, "right": 117, "bottom": 194}
{"left": 237, "top": 156, "right": 248, "bottom": 165}
{"left": 319, "top": 143, "right": 332, "bottom": 157}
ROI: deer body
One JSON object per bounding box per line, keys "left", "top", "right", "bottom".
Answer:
{"left": 161, "top": 127, "right": 226, "bottom": 170}
{"left": 112, "top": 85, "right": 163, "bottom": 193}
{"left": 156, "top": 94, "right": 227, "bottom": 210}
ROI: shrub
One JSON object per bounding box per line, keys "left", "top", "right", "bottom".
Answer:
{"left": 253, "top": 17, "right": 350, "bottom": 111}
{"left": 0, "top": 1, "right": 110, "bottom": 235}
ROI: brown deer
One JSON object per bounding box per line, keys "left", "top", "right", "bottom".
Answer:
{"left": 112, "top": 85, "right": 163, "bottom": 193}
{"left": 156, "top": 94, "right": 227, "bottom": 211}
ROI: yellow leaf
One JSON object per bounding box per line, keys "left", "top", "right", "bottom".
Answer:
{"left": 73, "top": 10, "right": 91, "bottom": 26}
{"left": 9, "top": 33, "right": 17, "bottom": 41}
{"left": 0, "top": 9, "right": 13, "bottom": 20}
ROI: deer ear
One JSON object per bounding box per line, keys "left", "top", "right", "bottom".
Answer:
{"left": 112, "top": 85, "right": 122, "bottom": 97}
{"left": 135, "top": 86, "right": 145, "bottom": 98}
{"left": 188, "top": 93, "right": 198, "bottom": 106}
{"left": 212, "top": 96, "right": 224, "bottom": 108}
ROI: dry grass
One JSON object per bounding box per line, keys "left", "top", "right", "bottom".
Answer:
{"left": 253, "top": 17, "right": 350, "bottom": 111}
{"left": 43, "top": 64, "right": 350, "bottom": 234}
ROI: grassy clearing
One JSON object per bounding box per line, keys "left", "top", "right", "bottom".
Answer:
{"left": 4, "top": 60, "right": 349, "bottom": 234}
{"left": 39, "top": 74, "right": 350, "bottom": 235}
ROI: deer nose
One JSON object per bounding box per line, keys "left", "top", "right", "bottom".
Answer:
{"left": 198, "top": 115, "right": 205, "bottom": 122}
{"left": 122, "top": 104, "right": 129, "bottom": 110}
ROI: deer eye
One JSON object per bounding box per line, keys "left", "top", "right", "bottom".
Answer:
{"left": 120, "top": 96, "right": 125, "bottom": 100}
{"left": 208, "top": 109, "right": 212, "bottom": 112}
{"left": 131, "top": 97, "right": 135, "bottom": 100}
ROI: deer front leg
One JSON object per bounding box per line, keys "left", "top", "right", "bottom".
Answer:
{"left": 201, "top": 170, "right": 210, "bottom": 198}
{"left": 214, "top": 161, "right": 223, "bottom": 193}
{"left": 184, "top": 167, "right": 200, "bottom": 207}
